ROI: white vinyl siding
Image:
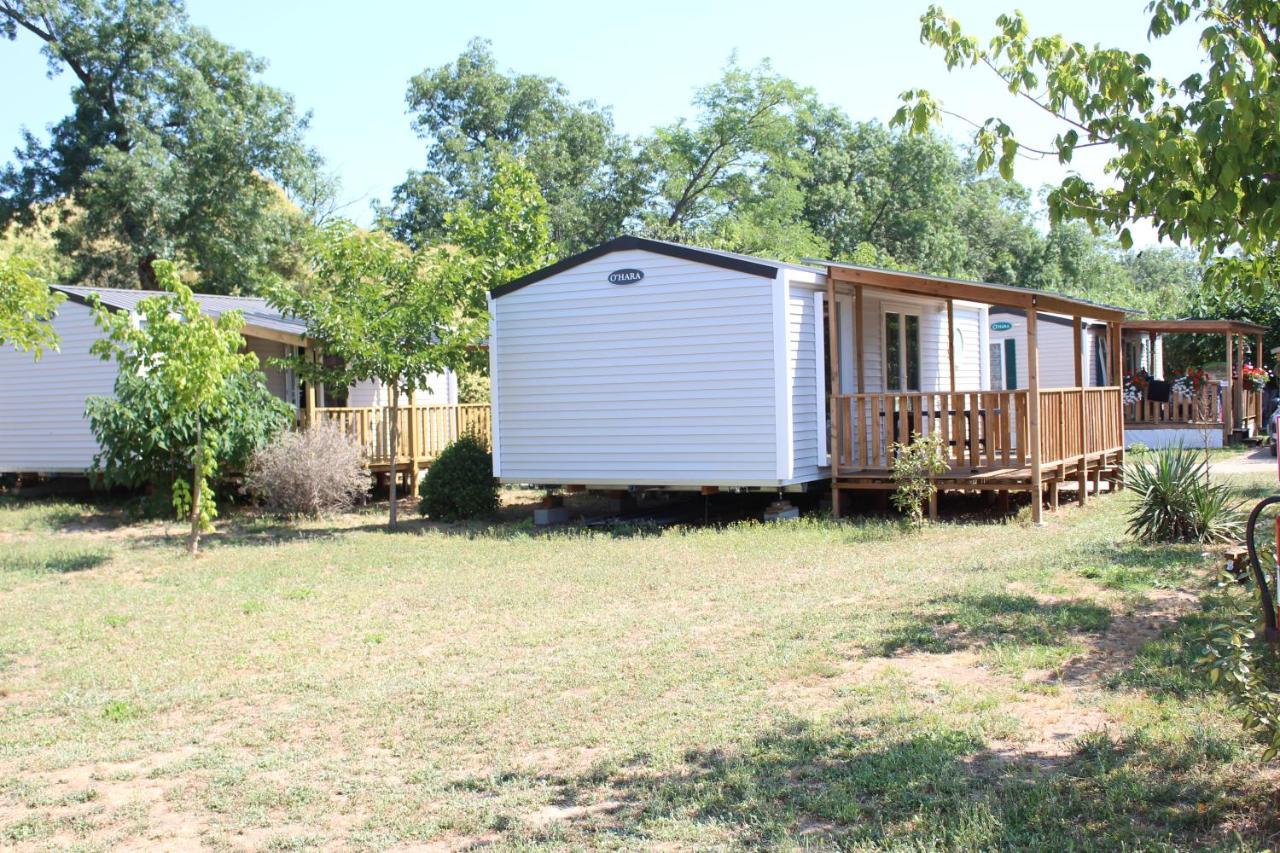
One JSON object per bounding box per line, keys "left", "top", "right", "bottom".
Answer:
{"left": 788, "top": 280, "right": 822, "bottom": 479}
{"left": 951, "top": 306, "right": 983, "bottom": 389}
{"left": 988, "top": 310, "right": 1104, "bottom": 389}
{"left": 0, "top": 301, "right": 119, "bottom": 473}
{"left": 492, "top": 248, "right": 780, "bottom": 486}
{"left": 346, "top": 372, "right": 457, "bottom": 408}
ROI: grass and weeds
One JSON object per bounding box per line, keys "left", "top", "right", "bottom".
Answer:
{"left": 0, "top": 480, "right": 1277, "bottom": 849}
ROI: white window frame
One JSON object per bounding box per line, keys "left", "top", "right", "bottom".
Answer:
{"left": 881, "top": 304, "right": 923, "bottom": 392}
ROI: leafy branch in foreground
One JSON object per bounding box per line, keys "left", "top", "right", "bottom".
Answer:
{"left": 894, "top": 0, "right": 1280, "bottom": 294}
{"left": 1198, "top": 578, "right": 1280, "bottom": 761}
{"left": 0, "top": 255, "right": 62, "bottom": 357}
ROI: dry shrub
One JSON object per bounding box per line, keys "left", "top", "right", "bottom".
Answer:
{"left": 244, "top": 423, "right": 369, "bottom": 517}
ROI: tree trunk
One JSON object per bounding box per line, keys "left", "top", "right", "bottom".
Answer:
{"left": 188, "top": 417, "right": 202, "bottom": 555}
{"left": 388, "top": 386, "right": 400, "bottom": 529}
{"left": 138, "top": 252, "right": 160, "bottom": 290}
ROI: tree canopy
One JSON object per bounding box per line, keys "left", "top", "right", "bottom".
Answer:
{"left": 1, "top": 0, "right": 332, "bottom": 292}
{"left": 894, "top": 0, "right": 1280, "bottom": 295}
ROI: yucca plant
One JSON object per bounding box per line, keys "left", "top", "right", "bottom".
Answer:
{"left": 1126, "top": 446, "right": 1241, "bottom": 544}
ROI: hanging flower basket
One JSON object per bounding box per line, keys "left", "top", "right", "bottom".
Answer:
{"left": 1172, "top": 367, "right": 1210, "bottom": 398}
{"left": 1123, "top": 369, "right": 1150, "bottom": 405}
{"left": 1242, "top": 363, "right": 1270, "bottom": 391}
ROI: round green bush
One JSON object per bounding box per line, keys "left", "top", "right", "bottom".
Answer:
{"left": 419, "top": 434, "right": 497, "bottom": 521}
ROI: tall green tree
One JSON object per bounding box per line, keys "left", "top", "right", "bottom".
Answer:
{"left": 89, "top": 260, "right": 275, "bottom": 553}
{"left": 1, "top": 0, "right": 332, "bottom": 292}
{"left": 274, "top": 159, "right": 552, "bottom": 528}
{"left": 639, "top": 59, "right": 822, "bottom": 259}
{"left": 895, "top": 0, "right": 1280, "bottom": 294}
{"left": 381, "top": 39, "right": 644, "bottom": 253}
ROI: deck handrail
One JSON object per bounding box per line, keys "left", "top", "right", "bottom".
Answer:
{"left": 831, "top": 386, "right": 1124, "bottom": 474}
{"left": 301, "top": 403, "right": 492, "bottom": 466}
{"left": 1124, "top": 385, "right": 1221, "bottom": 427}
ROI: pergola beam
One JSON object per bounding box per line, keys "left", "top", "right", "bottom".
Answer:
{"left": 826, "top": 265, "right": 1127, "bottom": 322}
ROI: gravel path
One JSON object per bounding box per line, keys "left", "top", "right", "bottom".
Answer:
{"left": 1211, "top": 447, "right": 1276, "bottom": 476}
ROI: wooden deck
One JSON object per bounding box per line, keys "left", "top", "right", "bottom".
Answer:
{"left": 830, "top": 387, "right": 1125, "bottom": 512}
{"left": 302, "top": 404, "right": 492, "bottom": 475}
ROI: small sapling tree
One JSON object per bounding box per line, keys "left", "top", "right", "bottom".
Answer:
{"left": 89, "top": 260, "right": 266, "bottom": 553}
{"left": 890, "top": 431, "right": 948, "bottom": 530}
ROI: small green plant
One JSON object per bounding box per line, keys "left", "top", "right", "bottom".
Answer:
{"left": 101, "top": 699, "right": 140, "bottom": 722}
{"left": 1125, "top": 446, "right": 1242, "bottom": 544}
{"left": 418, "top": 434, "right": 498, "bottom": 521}
{"left": 889, "top": 431, "right": 947, "bottom": 530}
{"left": 1197, "top": 580, "right": 1280, "bottom": 760}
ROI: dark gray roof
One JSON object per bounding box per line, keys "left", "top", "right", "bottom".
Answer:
{"left": 52, "top": 285, "right": 308, "bottom": 341}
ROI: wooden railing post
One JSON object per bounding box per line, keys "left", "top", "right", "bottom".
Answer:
{"left": 1028, "top": 305, "right": 1043, "bottom": 523}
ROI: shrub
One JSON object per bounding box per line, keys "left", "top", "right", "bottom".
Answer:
{"left": 1125, "top": 446, "right": 1242, "bottom": 544}
{"left": 890, "top": 431, "right": 948, "bottom": 530}
{"left": 419, "top": 434, "right": 497, "bottom": 521}
{"left": 243, "top": 423, "right": 369, "bottom": 517}
{"left": 87, "top": 367, "right": 292, "bottom": 498}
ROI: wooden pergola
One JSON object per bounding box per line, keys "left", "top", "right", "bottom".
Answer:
{"left": 1120, "top": 319, "right": 1268, "bottom": 443}
{"left": 822, "top": 263, "right": 1130, "bottom": 524}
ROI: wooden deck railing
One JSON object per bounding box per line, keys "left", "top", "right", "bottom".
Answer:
{"left": 1124, "top": 386, "right": 1221, "bottom": 426}
{"left": 832, "top": 390, "right": 1030, "bottom": 473}
{"left": 832, "top": 386, "right": 1124, "bottom": 474}
{"left": 1039, "top": 387, "right": 1125, "bottom": 466}
{"left": 303, "top": 404, "right": 491, "bottom": 466}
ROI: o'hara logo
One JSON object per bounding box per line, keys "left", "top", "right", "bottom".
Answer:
{"left": 990, "top": 321, "right": 1014, "bottom": 332}
{"left": 607, "top": 268, "right": 644, "bottom": 285}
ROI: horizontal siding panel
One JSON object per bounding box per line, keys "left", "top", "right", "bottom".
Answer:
{"left": 494, "top": 249, "right": 779, "bottom": 483}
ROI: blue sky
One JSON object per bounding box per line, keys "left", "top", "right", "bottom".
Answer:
{"left": 1, "top": 0, "right": 1201, "bottom": 245}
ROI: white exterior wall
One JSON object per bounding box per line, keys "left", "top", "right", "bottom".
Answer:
{"left": 787, "top": 274, "right": 826, "bottom": 482}
{"left": 1126, "top": 426, "right": 1223, "bottom": 450}
{"left": 491, "top": 248, "right": 783, "bottom": 487}
{"left": 951, "top": 305, "right": 984, "bottom": 389}
{"left": 988, "top": 310, "right": 1103, "bottom": 389}
{"left": 346, "top": 371, "right": 457, "bottom": 408}
{"left": 0, "top": 301, "right": 119, "bottom": 473}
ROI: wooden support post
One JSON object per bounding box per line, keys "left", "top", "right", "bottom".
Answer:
{"left": 854, "top": 284, "right": 866, "bottom": 393}
{"left": 928, "top": 488, "right": 938, "bottom": 521}
{"left": 1073, "top": 316, "right": 1084, "bottom": 388}
{"left": 407, "top": 395, "right": 419, "bottom": 494}
{"left": 1092, "top": 465, "right": 1102, "bottom": 495}
{"left": 826, "top": 272, "right": 841, "bottom": 518}
{"left": 1077, "top": 461, "right": 1088, "bottom": 507}
{"left": 947, "top": 298, "right": 957, "bottom": 392}
{"left": 1028, "top": 304, "right": 1043, "bottom": 524}
{"left": 1257, "top": 333, "right": 1266, "bottom": 428}
{"left": 1109, "top": 323, "right": 1122, "bottom": 388}
{"left": 1148, "top": 331, "right": 1158, "bottom": 377}
{"left": 1224, "top": 331, "right": 1235, "bottom": 445}
{"left": 304, "top": 347, "right": 317, "bottom": 427}
{"left": 1049, "top": 479, "right": 1059, "bottom": 511}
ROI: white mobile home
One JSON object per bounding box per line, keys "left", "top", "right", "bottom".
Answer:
{"left": 490, "top": 237, "right": 1131, "bottom": 522}
{"left": 0, "top": 286, "right": 457, "bottom": 475}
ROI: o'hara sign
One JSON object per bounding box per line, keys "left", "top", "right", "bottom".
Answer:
{"left": 608, "top": 268, "right": 644, "bottom": 285}
{"left": 991, "top": 321, "right": 1014, "bottom": 332}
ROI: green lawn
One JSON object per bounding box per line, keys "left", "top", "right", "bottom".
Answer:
{"left": 0, "top": 481, "right": 1276, "bottom": 850}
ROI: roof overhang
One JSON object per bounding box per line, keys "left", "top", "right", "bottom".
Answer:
{"left": 812, "top": 261, "right": 1129, "bottom": 323}
{"left": 491, "top": 235, "right": 785, "bottom": 299}
{"left": 52, "top": 285, "right": 309, "bottom": 347}
{"left": 1122, "top": 319, "right": 1268, "bottom": 336}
